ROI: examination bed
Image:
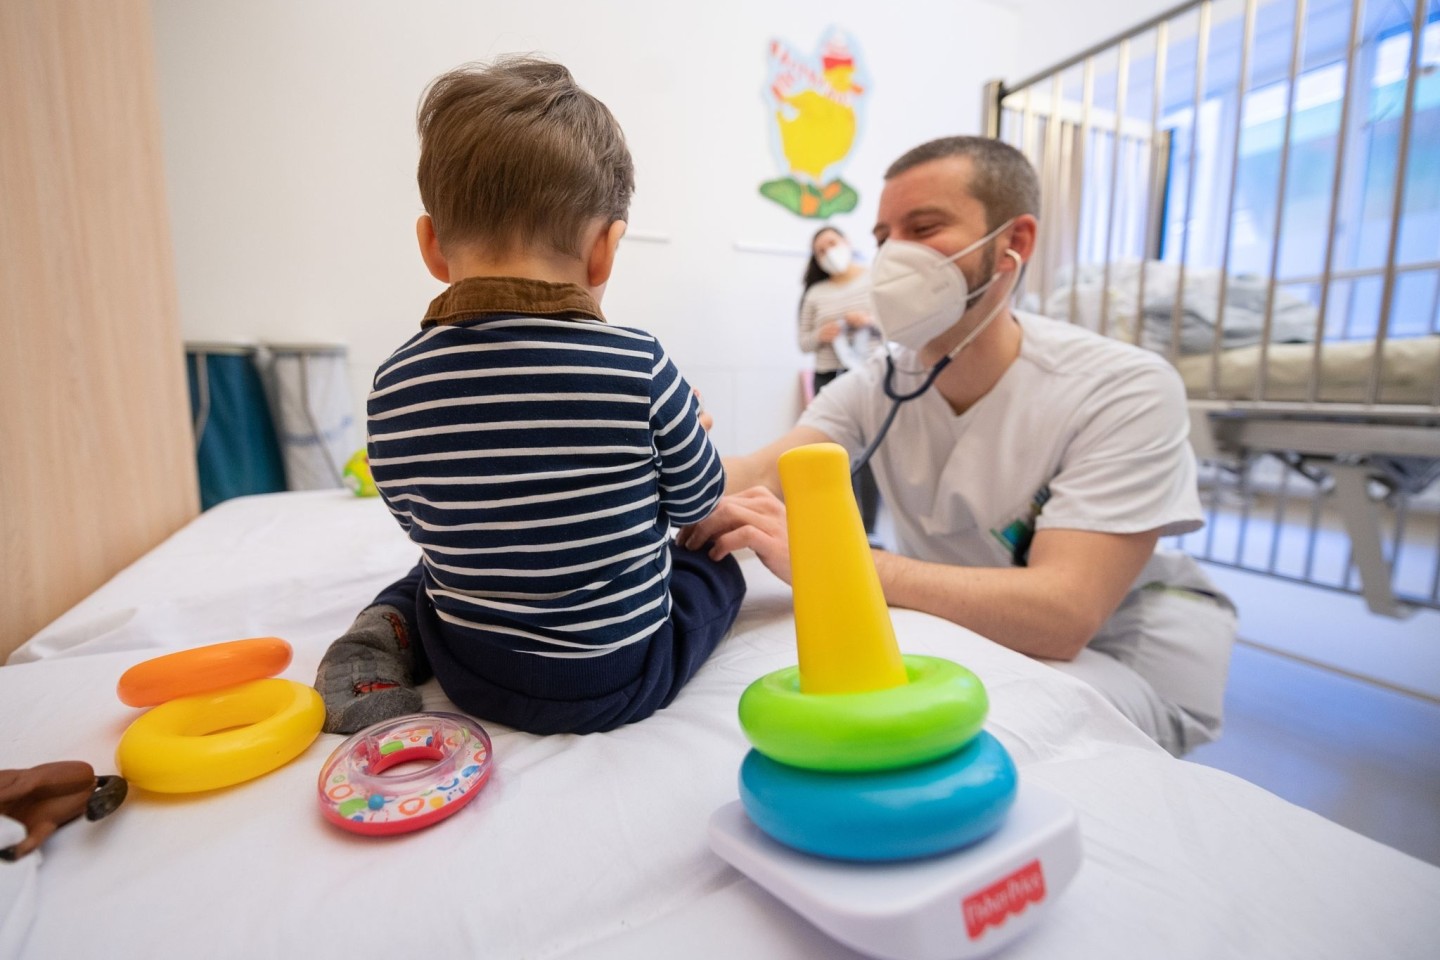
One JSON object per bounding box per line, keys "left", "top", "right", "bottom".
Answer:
{"left": 2, "top": 490, "right": 1436, "bottom": 959}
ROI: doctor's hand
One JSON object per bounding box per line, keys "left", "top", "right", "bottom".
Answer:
{"left": 817, "top": 321, "right": 842, "bottom": 344}
{"left": 843, "top": 310, "right": 873, "bottom": 330}
{"left": 677, "top": 487, "right": 792, "bottom": 585}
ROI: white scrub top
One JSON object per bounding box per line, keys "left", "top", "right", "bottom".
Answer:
{"left": 798, "top": 311, "right": 1231, "bottom": 755}
{"left": 799, "top": 311, "right": 1204, "bottom": 582}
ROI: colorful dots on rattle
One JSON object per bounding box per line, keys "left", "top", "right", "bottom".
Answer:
{"left": 737, "top": 443, "right": 1017, "bottom": 862}
{"left": 114, "top": 638, "right": 324, "bottom": 793}
{"left": 316, "top": 713, "right": 492, "bottom": 836}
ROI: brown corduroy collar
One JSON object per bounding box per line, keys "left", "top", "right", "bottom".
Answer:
{"left": 421, "top": 276, "right": 606, "bottom": 329}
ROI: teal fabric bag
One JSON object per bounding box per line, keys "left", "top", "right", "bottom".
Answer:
{"left": 186, "top": 345, "right": 287, "bottom": 510}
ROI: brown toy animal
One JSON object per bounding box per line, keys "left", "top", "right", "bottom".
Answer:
{"left": 0, "top": 762, "right": 127, "bottom": 860}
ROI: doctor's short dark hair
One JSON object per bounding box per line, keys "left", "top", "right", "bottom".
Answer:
{"left": 884, "top": 136, "right": 1039, "bottom": 232}
{"left": 416, "top": 56, "right": 635, "bottom": 258}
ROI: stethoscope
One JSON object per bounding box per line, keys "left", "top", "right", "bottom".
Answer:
{"left": 851, "top": 251, "right": 1024, "bottom": 477}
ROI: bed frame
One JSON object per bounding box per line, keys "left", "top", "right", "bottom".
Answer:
{"left": 982, "top": 0, "right": 1440, "bottom": 617}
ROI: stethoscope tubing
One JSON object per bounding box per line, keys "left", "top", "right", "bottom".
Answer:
{"left": 846, "top": 249, "right": 1024, "bottom": 478}
{"left": 850, "top": 355, "right": 951, "bottom": 477}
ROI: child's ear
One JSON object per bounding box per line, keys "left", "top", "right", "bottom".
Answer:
{"left": 586, "top": 220, "right": 627, "bottom": 289}
{"left": 416, "top": 215, "right": 450, "bottom": 283}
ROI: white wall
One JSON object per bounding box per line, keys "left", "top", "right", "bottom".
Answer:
{"left": 151, "top": 0, "right": 1020, "bottom": 458}
{"left": 1007, "top": 0, "right": 1185, "bottom": 82}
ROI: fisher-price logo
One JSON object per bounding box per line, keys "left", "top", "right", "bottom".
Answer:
{"left": 962, "top": 860, "right": 1047, "bottom": 940}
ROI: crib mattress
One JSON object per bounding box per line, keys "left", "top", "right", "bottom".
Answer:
{"left": 1176, "top": 335, "right": 1440, "bottom": 404}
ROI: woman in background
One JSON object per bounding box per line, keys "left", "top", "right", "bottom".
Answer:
{"left": 798, "top": 226, "right": 876, "bottom": 391}
{"left": 797, "top": 225, "right": 881, "bottom": 533}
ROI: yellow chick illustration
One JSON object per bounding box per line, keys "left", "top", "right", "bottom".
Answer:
{"left": 762, "top": 31, "right": 867, "bottom": 219}
{"left": 776, "top": 89, "right": 856, "bottom": 183}
{"left": 819, "top": 36, "right": 865, "bottom": 101}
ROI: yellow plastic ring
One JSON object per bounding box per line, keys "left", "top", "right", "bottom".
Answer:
{"left": 116, "top": 678, "right": 324, "bottom": 793}
{"left": 738, "top": 655, "right": 988, "bottom": 772}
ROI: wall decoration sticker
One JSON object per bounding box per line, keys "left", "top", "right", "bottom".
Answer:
{"left": 761, "top": 28, "right": 870, "bottom": 219}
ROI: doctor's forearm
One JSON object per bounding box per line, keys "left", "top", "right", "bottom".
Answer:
{"left": 721, "top": 454, "right": 778, "bottom": 496}
{"left": 870, "top": 550, "right": 1100, "bottom": 661}
{"left": 720, "top": 426, "right": 832, "bottom": 497}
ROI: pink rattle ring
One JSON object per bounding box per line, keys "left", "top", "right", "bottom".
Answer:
{"left": 317, "top": 713, "right": 492, "bottom": 836}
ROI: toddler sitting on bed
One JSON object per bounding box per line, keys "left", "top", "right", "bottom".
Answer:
{"left": 315, "top": 57, "right": 746, "bottom": 735}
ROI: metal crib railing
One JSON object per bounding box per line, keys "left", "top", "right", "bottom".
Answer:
{"left": 981, "top": 0, "right": 1440, "bottom": 616}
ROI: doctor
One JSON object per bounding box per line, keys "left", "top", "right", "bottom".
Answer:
{"left": 681, "top": 136, "right": 1236, "bottom": 756}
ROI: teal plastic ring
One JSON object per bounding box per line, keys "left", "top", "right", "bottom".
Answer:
{"left": 739, "top": 730, "right": 1018, "bottom": 861}
{"left": 738, "top": 655, "right": 988, "bottom": 772}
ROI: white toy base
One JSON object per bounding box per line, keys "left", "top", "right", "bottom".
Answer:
{"left": 708, "top": 784, "right": 1082, "bottom": 960}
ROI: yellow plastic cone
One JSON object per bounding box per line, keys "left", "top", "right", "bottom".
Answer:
{"left": 779, "top": 442, "right": 908, "bottom": 694}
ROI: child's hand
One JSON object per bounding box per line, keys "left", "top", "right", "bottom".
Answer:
{"left": 817, "top": 320, "right": 842, "bottom": 344}
{"left": 694, "top": 388, "right": 713, "bottom": 432}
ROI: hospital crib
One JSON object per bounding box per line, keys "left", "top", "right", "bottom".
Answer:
{"left": 983, "top": 0, "right": 1440, "bottom": 618}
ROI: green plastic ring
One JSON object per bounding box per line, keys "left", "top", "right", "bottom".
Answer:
{"left": 738, "top": 655, "right": 989, "bottom": 772}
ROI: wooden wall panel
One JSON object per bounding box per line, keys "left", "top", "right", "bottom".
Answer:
{"left": 0, "top": 0, "right": 198, "bottom": 659}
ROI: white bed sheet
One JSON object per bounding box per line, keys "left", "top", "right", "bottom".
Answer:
{"left": 3, "top": 491, "right": 1438, "bottom": 959}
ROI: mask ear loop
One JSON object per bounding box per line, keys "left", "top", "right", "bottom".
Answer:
{"left": 940, "top": 249, "right": 1025, "bottom": 363}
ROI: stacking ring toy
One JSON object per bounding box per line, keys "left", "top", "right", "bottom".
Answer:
{"left": 317, "top": 713, "right": 493, "bottom": 837}
{"left": 117, "top": 637, "right": 293, "bottom": 707}
{"left": 739, "top": 655, "right": 988, "bottom": 772}
{"left": 116, "top": 678, "right": 324, "bottom": 793}
{"left": 739, "top": 731, "right": 1017, "bottom": 861}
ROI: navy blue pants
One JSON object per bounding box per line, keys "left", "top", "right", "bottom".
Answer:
{"left": 371, "top": 547, "right": 746, "bottom": 735}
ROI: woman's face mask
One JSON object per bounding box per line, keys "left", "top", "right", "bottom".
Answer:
{"left": 817, "top": 241, "right": 853, "bottom": 277}
{"left": 869, "top": 218, "right": 1015, "bottom": 350}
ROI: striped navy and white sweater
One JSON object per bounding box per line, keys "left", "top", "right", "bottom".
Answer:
{"left": 367, "top": 277, "right": 726, "bottom": 681}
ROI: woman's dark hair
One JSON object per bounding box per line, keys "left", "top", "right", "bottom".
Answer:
{"left": 801, "top": 226, "right": 845, "bottom": 299}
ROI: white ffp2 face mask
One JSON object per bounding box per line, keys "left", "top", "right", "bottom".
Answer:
{"left": 869, "top": 218, "right": 1015, "bottom": 350}
{"left": 817, "top": 242, "right": 853, "bottom": 276}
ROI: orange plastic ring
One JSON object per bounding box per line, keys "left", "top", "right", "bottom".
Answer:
{"left": 117, "top": 637, "right": 293, "bottom": 707}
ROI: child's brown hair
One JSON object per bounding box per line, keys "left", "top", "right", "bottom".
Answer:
{"left": 417, "top": 56, "right": 635, "bottom": 258}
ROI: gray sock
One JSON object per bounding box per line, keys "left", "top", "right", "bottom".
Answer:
{"left": 315, "top": 605, "right": 423, "bottom": 734}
